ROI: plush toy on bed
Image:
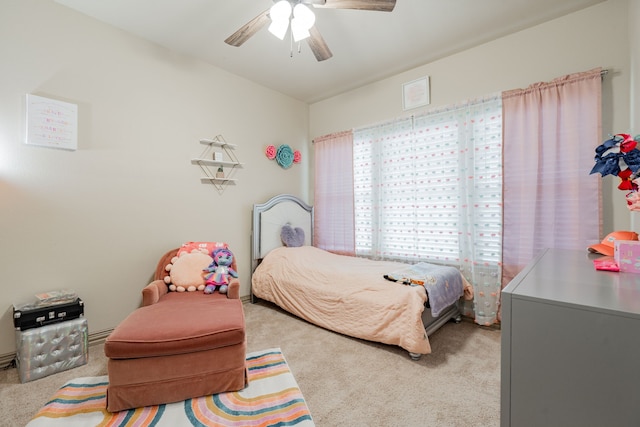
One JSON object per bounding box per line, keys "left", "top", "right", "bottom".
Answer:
{"left": 203, "top": 248, "right": 238, "bottom": 294}
{"left": 281, "top": 224, "right": 305, "bottom": 247}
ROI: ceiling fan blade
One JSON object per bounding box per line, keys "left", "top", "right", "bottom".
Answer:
{"left": 224, "top": 9, "right": 270, "bottom": 47}
{"left": 313, "top": 0, "right": 396, "bottom": 12}
{"left": 307, "top": 26, "right": 333, "bottom": 61}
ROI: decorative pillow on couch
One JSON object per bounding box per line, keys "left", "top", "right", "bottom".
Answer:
{"left": 164, "top": 252, "right": 212, "bottom": 292}
{"left": 177, "top": 241, "right": 228, "bottom": 256}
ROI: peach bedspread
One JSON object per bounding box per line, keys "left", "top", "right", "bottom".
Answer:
{"left": 252, "top": 246, "right": 437, "bottom": 355}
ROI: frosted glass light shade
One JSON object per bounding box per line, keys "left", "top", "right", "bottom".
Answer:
{"left": 291, "top": 4, "right": 315, "bottom": 42}
{"left": 269, "top": 19, "right": 289, "bottom": 40}
{"left": 270, "top": 0, "right": 292, "bottom": 21}
{"left": 268, "top": 0, "right": 292, "bottom": 40}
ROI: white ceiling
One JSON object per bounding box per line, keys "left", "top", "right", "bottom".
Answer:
{"left": 54, "top": 0, "right": 605, "bottom": 104}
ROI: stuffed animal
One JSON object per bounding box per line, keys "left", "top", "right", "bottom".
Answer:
{"left": 203, "top": 248, "right": 238, "bottom": 294}
{"left": 281, "top": 224, "right": 305, "bottom": 247}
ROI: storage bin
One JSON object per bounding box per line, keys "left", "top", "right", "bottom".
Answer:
{"left": 15, "top": 317, "right": 88, "bottom": 383}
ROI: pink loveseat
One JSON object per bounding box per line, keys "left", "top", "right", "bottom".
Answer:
{"left": 103, "top": 247, "right": 247, "bottom": 412}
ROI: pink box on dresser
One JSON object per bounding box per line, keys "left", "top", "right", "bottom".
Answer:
{"left": 614, "top": 240, "right": 640, "bottom": 273}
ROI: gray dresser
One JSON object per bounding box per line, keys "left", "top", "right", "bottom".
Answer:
{"left": 501, "top": 248, "right": 640, "bottom": 427}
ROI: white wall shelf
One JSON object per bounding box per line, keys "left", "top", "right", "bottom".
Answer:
{"left": 190, "top": 159, "right": 241, "bottom": 168}
{"left": 200, "top": 178, "right": 237, "bottom": 183}
{"left": 191, "top": 135, "right": 242, "bottom": 194}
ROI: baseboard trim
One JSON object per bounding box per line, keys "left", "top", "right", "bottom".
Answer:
{"left": 88, "top": 328, "right": 113, "bottom": 346}
{"left": 0, "top": 352, "right": 15, "bottom": 369}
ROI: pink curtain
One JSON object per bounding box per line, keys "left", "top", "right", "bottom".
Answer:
{"left": 313, "top": 130, "right": 355, "bottom": 255}
{"left": 502, "top": 68, "right": 602, "bottom": 287}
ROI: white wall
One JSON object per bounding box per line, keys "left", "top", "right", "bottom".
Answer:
{"left": 0, "top": 0, "right": 310, "bottom": 356}
{"left": 309, "top": 0, "right": 632, "bottom": 232}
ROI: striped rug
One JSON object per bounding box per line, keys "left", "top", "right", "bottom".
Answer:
{"left": 26, "top": 348, "right": 314, "bottom": 427}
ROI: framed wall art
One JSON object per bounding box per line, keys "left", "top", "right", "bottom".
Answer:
{"left": 25, "top": 94, "right": 78, "bottom": 151}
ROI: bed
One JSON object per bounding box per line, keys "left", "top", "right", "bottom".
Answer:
{"left": 251, "top": 194, "right": 473, "bottom": 359}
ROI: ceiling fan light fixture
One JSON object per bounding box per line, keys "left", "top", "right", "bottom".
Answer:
{"left": 226, "top": 0, "right": 396, "bottom": 60}
{"left": 268, "top": 19, "right": 289, "bottom": 40}
{"left": 291, "top": 20, "right": 310, "bottom": 42}
{"left": 268, "top": 0, "right": 292, "bottom": 39}
{"left": 270, "top": 0, "right": 292, "bottom": 21}
{"left": 291, "top": 4, "right": 315, "bottom": 42}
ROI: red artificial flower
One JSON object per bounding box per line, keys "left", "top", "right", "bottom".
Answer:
{"left": 617, "top": 168, "right": 638, "bottom": 191}
{"left": 618, "top": 133, "right": 637, "bottom": 153}
{"left": 293, "top": 150, "right": 301, "bottom": 163}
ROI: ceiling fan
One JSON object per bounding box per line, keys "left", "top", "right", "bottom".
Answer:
{"left": 224, "top": 0, "right": 397, "bottom": 62}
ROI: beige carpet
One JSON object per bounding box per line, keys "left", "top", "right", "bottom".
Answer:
{"left": 0, "top": 301, "right": 501, "bottom": 427}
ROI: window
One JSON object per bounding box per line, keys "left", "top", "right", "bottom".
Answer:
{"left": 315, "top": 95, "right": 503, "bottom": 325}
{"left": 352, "top": 97, "right": 503, "bottom": 266}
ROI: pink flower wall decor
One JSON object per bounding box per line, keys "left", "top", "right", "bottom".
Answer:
{"left": 265, "top": 144, "right": 302, "bottom": 169}
{"left": 265, "top": 145, "right": 276, "bottom": 160}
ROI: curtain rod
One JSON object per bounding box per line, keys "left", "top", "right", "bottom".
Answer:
{"left": 314, "top": 68, "right": 610, "bottom": 142}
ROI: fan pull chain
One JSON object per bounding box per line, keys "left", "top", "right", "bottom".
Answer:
{"left": 287, "top": 30, "right": 303, "bottom": 58}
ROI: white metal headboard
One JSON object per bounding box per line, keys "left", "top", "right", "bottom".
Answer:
{"left": 251, "top": 194, "right": 313, "bottom": 272}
